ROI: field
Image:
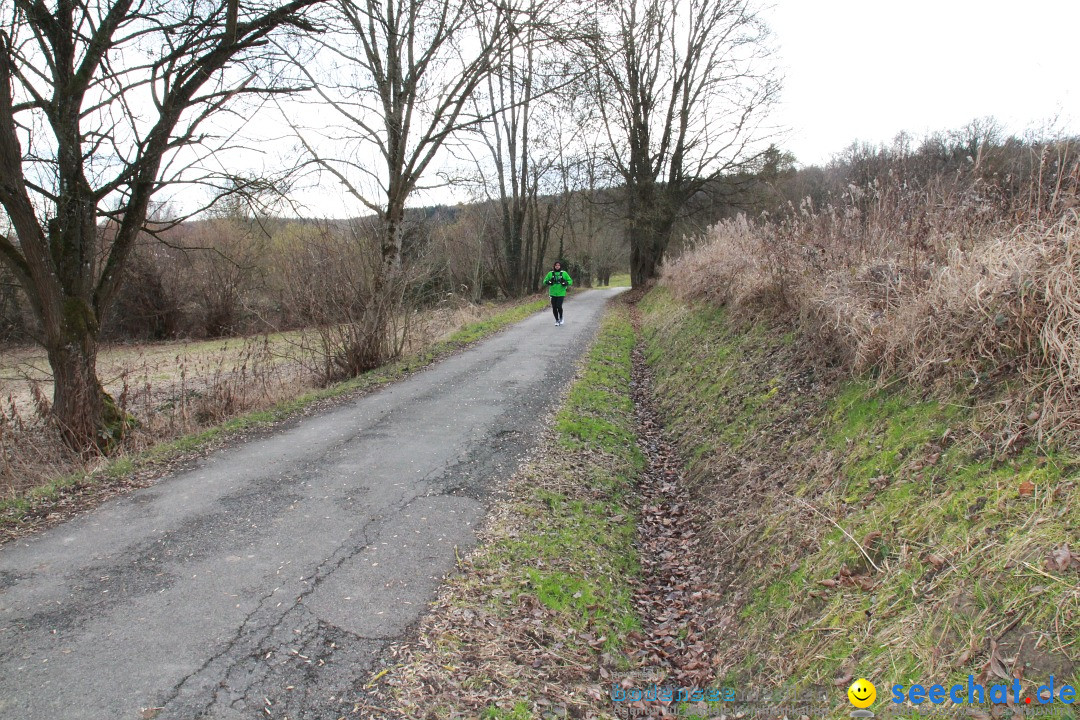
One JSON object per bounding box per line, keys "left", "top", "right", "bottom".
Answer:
{"left": 0, "top": 299, "right": 546, "bottom": 509}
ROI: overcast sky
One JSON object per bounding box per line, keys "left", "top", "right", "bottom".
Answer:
{"left": 199, "top": 0, "right": 1080, "bottom": 216}
{"left": 762, "top": 0, "right": 1080, "bottom": 166}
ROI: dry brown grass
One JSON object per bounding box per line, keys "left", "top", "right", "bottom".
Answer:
{"left": 664, "top": 165, "right": 1080, "bottom": 449}
{"left": 0, "top": 334, "right": 306, "bottom": 498}
{"left": 0, "top": 390, "right": 80, "bottom": 497}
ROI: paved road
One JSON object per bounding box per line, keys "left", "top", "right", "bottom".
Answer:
{"left": 0, "top": 288, "right": 624, "bottom": 720}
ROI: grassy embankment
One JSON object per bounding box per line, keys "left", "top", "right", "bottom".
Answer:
{"left": 639, "top": 286, "right": 1077, "bottom": 711}
{"left": 386, "top": 304, "right": 642, "bottom": 720}
{"left": 0, "top": 298, "right": 549, "bottom": 528}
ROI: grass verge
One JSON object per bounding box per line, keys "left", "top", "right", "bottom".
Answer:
{"left": 0, "top": 298, "right": 549, "bottom": 534}
{"left": 639, "top": 286, "right": 1078, "bottom": 713}
{"left": 383, "top": 303, "right": 642, "bottom": 720}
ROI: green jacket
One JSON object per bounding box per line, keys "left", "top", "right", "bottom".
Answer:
{"left": 544, "top": 270, "right": 573, "bottom": 297}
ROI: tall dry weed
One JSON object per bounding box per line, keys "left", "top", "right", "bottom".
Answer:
{"left": 664, "top": 159, "right": 1080, "bottom": 448}
{"left": 0, "top": 394, "right": 79, "bottom": 498}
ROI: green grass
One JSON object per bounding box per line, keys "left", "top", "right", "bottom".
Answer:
{"left": 481, "top": 701, "right": 533, "bottom": 720}
{"left": 555, "top": 313, "right": 642, "bottom": 466}
{"left": 0, "top": 298, "right": 549, "bottom": 527}
{"left": 471, "top": 305, "right": 643, "bottom": 645}
{"left": 639, "top": 285, "right": 1079, "bottom": 710}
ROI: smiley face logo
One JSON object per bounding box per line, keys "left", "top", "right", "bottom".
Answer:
{"left": 848, "top": 678, "right": 876, "bottom": 708}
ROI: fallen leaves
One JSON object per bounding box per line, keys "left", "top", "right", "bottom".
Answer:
{"left": 1045, "top": 544, "right": 1076, "bottom": 572}
{"left": 986, "top": 641, "right": 1013, "bottom": 682}
{"left": 617, "top": 335, "right": 722, "bottom": 717}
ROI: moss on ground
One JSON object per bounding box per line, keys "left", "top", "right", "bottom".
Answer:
{"left": 640, "top": 286, "right": 1079, "bottom": 713}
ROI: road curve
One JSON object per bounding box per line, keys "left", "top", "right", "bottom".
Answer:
{"left": 0, "top": 288, "right": 626, "bottom": 720}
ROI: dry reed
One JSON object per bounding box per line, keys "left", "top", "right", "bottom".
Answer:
{"left": 664, "top": 163, "right": 1080, "bottom": 449}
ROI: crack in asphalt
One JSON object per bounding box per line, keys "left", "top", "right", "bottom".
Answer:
{"left": 158, "top": 493, "right": 411, "bottom": 718}
{"left": 165, "top": 465, "right": 501, "bottom": 718}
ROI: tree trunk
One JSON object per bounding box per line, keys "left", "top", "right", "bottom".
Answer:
{"left": 343, "top": 210, "right": 405, "bottom": 377}
{"left": 383, "top": 203, "right": 405, "bottom": 269}
{"left": 503, "top": 205, "right": 526, "bottom": 295}
{"left": 46, "top": 298, "right": 126, "bottom": 451}
{"left": 579, "top": 256, "right": 593, "bottom": 288}
{"left": 627, "top": 182, "right": 676, "bottom": 287}
{"left": 629, "top": 233, "right": 656, "bottom": 288}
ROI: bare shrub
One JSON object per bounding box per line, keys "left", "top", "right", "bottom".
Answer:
{"left": 180, "top": 219, "right": 271, "bottom": 338}
{"left": 280, "top": 224, "right": 419, "bottom": 385}
{"left": 663, "top": 147, "right": 1080, "bottom": 447}
{"left": 0, "top": 390, "right": 78, "bottom": 498}
{"left": 106, "top": 238, "right": 185, "bottom": 341}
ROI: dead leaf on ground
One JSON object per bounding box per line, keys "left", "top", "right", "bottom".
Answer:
{"left": 1018, "top": 480, "right": 1035, "bottom": 497}
{"left": 1046, "top": 544, "right": 1072, "bottom": 572}
{"left": 985, "top": 640, "right": 1012, "bottom": 682}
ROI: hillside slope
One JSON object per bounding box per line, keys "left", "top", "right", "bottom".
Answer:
{"left": 639, "top": 287, "right": 1078, "bottom": 709}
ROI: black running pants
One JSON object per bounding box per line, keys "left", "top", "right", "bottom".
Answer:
{"left": 550, "top": 295, "right": 564, "bottom": 322}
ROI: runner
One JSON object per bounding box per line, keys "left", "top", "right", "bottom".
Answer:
{"left": 543, "top": 261, "right": 573, "bottom": 326}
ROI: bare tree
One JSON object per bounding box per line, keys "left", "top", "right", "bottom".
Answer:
{"left": 280, "top": 221, "right": 413, "bottom": 383}
{"left": 474, "top": 13, "right": 540, "bottom": 296}
{"left": 468, "top": 0, "right": 583, "bottom": 296}
{"left": 286, "top": 0, "right": 517, "bottom": 271}
{"left": 0, "top": 0, "right": 325, "bottom": 449}
{"left": 589, "top": 0, "right": 778, "bottom": 286}
{"left": 556, "top": 139, "right": 624, "bottom": 285}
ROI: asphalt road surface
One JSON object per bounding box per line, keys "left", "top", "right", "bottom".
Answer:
{"left": 0, "top": 288, "right": 625, "bottom": 720}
